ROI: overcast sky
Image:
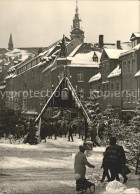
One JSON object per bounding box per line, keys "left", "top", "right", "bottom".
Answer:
{"left": 0, "top": 0, "right": 139, "bottom": 48}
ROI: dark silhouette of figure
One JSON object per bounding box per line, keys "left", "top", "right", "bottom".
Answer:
{"left": 68, "top": 122, "right": 74, "bottom": 142}
{"left": 103, "top": 137, "right": 128, "bottom": 182}
{"left": 100, "top": 152, "right": 111, "bottom": 182}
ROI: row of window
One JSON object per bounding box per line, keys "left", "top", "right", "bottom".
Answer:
{"left": 102, "top": 82, "right": 120, "bottom": 92}
{"left": 56, "top": 72, "right": 84, "bottom": 82}
{"left": 123, "top": 92, "right": 137, "bottom": 103}
{"left": 17, "top": 57, "right": 41, "bottom": 75}
{"left": 123, "top": 59, "right": 135, "bottom": 73}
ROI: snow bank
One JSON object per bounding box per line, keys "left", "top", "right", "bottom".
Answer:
{"left": 106, "top": 180, "right": 126, "bottom": 193}
{"left": 123, "top": 188, "right": 140, "bottom": 194}
{"left": 105, "top": 181, "right": 140, "bottom": 194}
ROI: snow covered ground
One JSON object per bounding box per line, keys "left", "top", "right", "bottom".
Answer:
{"left": 0, "top": 137, "right": 139, "bottom": 194}
{"left": 0, "top": 137, "right": 104, "bottom": 169}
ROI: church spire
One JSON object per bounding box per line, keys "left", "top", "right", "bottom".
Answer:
{"left": 70, "top": 1, "right": 84, "bottom": 42}
{"left": 75, "top": 0, "right": 78, "bottom": 14}
{"left": 8, "top": 33, "right": 14, "bottom": 50}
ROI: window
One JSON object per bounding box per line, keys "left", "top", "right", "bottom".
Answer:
{"left": 127, "top": 61, "right": 130, "bottom": 72}
{"left": 116, "top": 83, "right": 119, "bottom": 91}
{"left": 103, "top": 85, "right": 105, "bottom": 95}
{"left": 111, "top": 83, "right": 114, "bottom": 90}
{"left": 124, "top": 92, "right": 127, "bottom": 103}
{"left": 22, "top": 98, "right": 27, "bottom": 110}
{"left": 132, "top": 91, "right": 137, "bottom": 103}
{"left": 123, "top": 62, "right": 126, "bottom": 72}
{"left": 77, "top": 72, "right": 84, "bottom": 82}
{"left": 132, "top": 59, "right": 135, "bottom": 72}
{"left": 106, "top": 84, "right": 108, "bottom": 91}
{"left": 126, "top": 90, "right": 131, "bottom": 103}
{"left": 134, "top": 40, "right": 137, "bottom": 47}
{"left": 93, "top": 57, "right": 98, "bottom": 62}
{"left": 14, "top": 98, "right": 18, "bottom": 103}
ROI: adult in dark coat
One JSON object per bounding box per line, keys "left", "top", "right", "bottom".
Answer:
{"left": 74, "top": 145, "right": 95, "bottom": 179}
{"left": 68, "top": 122, "right": 74, "bottom": 142}
{"left": 104, "top": 137, "right": 127, "bottom": 182}
{"left": 118, "top": 145, "right": 128, "bottom": 183}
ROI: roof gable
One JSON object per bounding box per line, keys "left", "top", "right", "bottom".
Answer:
{"left": 130, "top": 32, "right": 140, "bottom": 41}
{"left": 36, "top": 77, "right": 90, "bottom": 123}
{"left": 102, "top": 49, "right": 125, "bottom": 60}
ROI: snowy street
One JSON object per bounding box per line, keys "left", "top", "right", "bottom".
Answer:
{"left": 0, "top": 137, "right": 139, "bottom": 194}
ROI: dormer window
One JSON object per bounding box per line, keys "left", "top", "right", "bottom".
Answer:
{"left": 130, "top": 32, "right": 140, "bottom": 48}
{"left": 93, "top": 57, "right": 98, "bottom": 62}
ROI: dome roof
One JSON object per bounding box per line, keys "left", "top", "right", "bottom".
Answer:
{"left": 71, "top": 28, "right": 84, "bottom": 34}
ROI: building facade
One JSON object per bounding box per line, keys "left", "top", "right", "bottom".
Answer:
{"left": 120, "top": 33, "right": 140, "bottom": 119}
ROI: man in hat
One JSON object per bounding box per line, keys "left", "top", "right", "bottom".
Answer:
{"left": 74, "top": 145, "right": 95, "bottom": 179}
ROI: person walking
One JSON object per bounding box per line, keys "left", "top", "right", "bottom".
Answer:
{"left": 100, "top": 152, "right": 111, "bottom": 182}
{"left": 118, "top": 144, "right": 128, "bottom": 183}
{"left": 68, "top": 122, "right": 74, "bottom": 142}
{"left": 103, "top": 137, "right": 124, "bottom": 181}
{"left": 74, "top": 145, "right": 95, "bottom": 179}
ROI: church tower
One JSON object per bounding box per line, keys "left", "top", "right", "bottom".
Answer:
{"left": 70, "top": 1, "right": 84, "bottom": 42}
{"left": 8, "top": 33, "right": 14, "bottom": 50}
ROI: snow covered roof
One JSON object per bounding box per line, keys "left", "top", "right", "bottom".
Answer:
{"left": 5, "top": 48, "right": 34, "bottom": 61}
{"left": 68, "top": 64, "right": 99, "bottom": 68}
{"left": 94, "top": 51, "right": 102, "bottom": 59}
{"left": 102, "top": 81, "right": 109, "bottom": 84}
{"left": 37, "top": 61, "right": 45, "bottom": 67}
{"left": 89, "top": 72, "right": 101, "bottom": 83}
{"left": 103, "top": 42, "right": 131, "bottom": 50}
{"left": 107, "top": 65, "right": 121, "bottom": 78}
{"left": 104, "top": 49, "right": 127, "bottom": 59}
{"left": 5, "top": 73, "right": 15, "bottom": 80}
{"left": 133, "top": 32, "right": 140, "bottom": 37}
{"left": 42, "top": 57, "right": 57, "bottom": 73}
{"left": 120, "top": 43, "right": 140, "bottom": 57}
{"left": 68, "top": 51, "right": 100, "bottom": 68}
{"left": 121, "top": 42, "right": 132, "bottom": 50}
{"left": 38, "top": 50, "right": 49, "bottom": 56}
{"left": 0, "top": 85, "right": 5, "bottom": 90}
{"left": 68, "top": 44, "right": 82, "bottom": 57}
{"left": 135, "top": 70, "right": 140, "bottom": 77}
{"left": 0, "top": 59, "right": 4, "bottom": 63}
{"left": 130, "top": 32, "right": 140, "bottom": 40}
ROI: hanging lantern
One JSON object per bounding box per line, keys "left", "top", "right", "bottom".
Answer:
{"left": 61, "top": 88, "right": 69, "bottom": 100}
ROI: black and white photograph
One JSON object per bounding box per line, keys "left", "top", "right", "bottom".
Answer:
{"left": 0, "top": 0, "right": 140, "bottom": 193}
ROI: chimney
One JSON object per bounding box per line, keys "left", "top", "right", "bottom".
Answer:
{"left": 117, "top": 40, "right": 121, "bottom": 49}
{"left": 99, "top": 35, "right": 104, "bottom": 48}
